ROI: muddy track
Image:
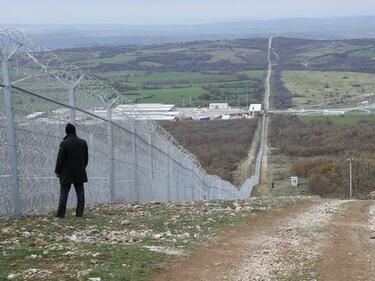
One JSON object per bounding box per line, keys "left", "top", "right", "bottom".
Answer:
{"left": 320, "top": 200, "right": 375, "bottom": 281}
{"left": 152, "top": 199, "right": 375, "bottom": 281}
{"left": 152, "top": 199, "right": 324, "bottom": 281}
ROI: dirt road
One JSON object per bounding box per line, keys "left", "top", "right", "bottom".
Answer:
{"left": 152, "top": 199, "right": 375, "bottom": 281}
{"left": 321, "top": 200, "right": 375, "bottom": 281}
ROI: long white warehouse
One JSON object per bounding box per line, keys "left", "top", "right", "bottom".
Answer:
{"left": 115, "top": 103, "right": 179, "bottom": 121}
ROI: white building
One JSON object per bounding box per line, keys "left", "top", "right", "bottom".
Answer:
{"left": 52, "top": 108, "right": 69, "bottom": 115}
{"left": 358, "top": 101, "right": 369, "bottom": 108}
{"left": 115, "top": 103, "right": 179, "bottom": 121}
{"left": 323, "top": 110, "right": 345, "bottom": 116}
{"left": 249, "top": 104, "right": 262, "bottom": 112}
{"left": 209, "top": 103, "right": 230, "bottom": 110}
{"left": 26, "top": 112, "right": 45, "bottom": 120}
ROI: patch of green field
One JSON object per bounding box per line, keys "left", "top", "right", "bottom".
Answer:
{"left": 131, "top": 71, "right": 209, "bottom": 83}
{"left": 240, "top": 70, "right": 265, "bottom": 80}
{"left": 303, "top": 114, "right": 375, "bottom": 126}
{"left": 7, "top": 68, "right": 264, "bottom": 109}
{"left": 282, "top": 71, "right": 375, "bottom": 108}
{"left": 100, "top": 70, "right": 253, "bottom": 84}
{"left": 99, "top": 69, "right": 264, "bottom": 106}
{"left": 206, "top": 48, "right": 260, "bottom": 64}
{"left": 97, "top": 70, "right": 146, "bottom": 81}
{"left": 296, "top": 42, "right": 366, "bottom": 60}
{"left": 349, "top": 49, "right": 375, "bottom": 58}
{"left": 124, "top": 86, "right": 204, "bottom": 105}
{"left": 84, "top": 54, "right": 137, "bottom": 66}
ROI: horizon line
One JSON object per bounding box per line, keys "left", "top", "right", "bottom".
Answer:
{"left": 2, "top": 14, "right": 375, "bottom": 27}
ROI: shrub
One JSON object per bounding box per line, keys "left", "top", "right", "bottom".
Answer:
{"left": 160, "top": 119, "right": 258, "bottom": 183}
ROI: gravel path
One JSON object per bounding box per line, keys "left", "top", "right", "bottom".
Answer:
{"left": 234, "top": 200, "right": 344, "bottom": 281}
{"left": 152, "top": 199, "right": 347, "bottom": 281}
{"left": 152, "top": 199, "right": 375, "bottom": 281}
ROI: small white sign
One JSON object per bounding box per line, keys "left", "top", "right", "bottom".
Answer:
{"left": 290, "top": 176, "right": 299, "bottom": 187}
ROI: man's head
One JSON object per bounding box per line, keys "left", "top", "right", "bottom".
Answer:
{"left": 65, "top": 123, "right": 76, "bottom": 135}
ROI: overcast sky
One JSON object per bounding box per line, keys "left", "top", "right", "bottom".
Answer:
{"left": 1, "top": 0, "right": 375, "bottom": 25}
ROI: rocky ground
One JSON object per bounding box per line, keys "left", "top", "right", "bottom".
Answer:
{"left": 0, "top": 196, "right": 308, "bottom": 281}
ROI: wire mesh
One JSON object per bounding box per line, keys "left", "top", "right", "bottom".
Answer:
{"left": 0, "top": 28, "right": 261, "bottom": 219}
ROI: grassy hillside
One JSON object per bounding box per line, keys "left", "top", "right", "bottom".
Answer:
{"left": 95, "top": 69, "right": 265, "bottom": 106}
{"left": 282, "top": 71, "right": 375, "bottom": 108}
{"left": 349, "top": 49, "right": 375, "bottom": 58}
{"left": 6, "top": 37, "right": 375, "bottom": 111}
{"left": 56, "top": 39, "right": 268, "bottom": 107}
{"left": 270, "top": 38, "right": 375, "bottom": 109}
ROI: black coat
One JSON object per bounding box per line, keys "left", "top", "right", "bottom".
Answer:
{"left": 55, "top": 134, "right": 89, "bottom": 185}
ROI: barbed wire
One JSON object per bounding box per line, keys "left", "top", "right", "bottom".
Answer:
{"left": 0, "top": 27, "right": 203, "bottom": 170}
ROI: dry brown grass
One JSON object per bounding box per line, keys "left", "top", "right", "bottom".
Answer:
{"left": 160, "top": 119, "right": 258, "bottom": 183}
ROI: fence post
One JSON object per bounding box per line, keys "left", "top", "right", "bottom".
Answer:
{"left": 68, "top": 87, "right": 76, "bottom": 123}
{"left": 149, "top": 133, "right": 154, "bottom": 200}
{"left": 207, "top": 180, "right": 211, "bottom": 201}
{"left": 167, "top": 144, "right": 172, "bottom": 201}
{"left": 132, "top": 120, "right": 140, "bottom": 202}
{"left": 184, "top": 158, "right": 189, "bottom": 201}
{"left": 176, "top": 160, "right": 180, "bottom": 201}
{"left": 2, "top": 57, "right": 21, "bottom": 217}
{"left": 190, "top": 164, "right": 194, "bottom": 201}
{"left": 55, "top": 75, "right": 83, "bottom": 124}
{"left": 106, "top": 102, "right": 115, "bottom": 203}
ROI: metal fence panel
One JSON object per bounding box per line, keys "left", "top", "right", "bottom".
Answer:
{"left": 0, "top": 28, "right": 264, "bottom": 219}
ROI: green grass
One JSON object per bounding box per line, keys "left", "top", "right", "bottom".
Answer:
{"left": 349, "top": 49, "right": 375, "bottom": 58}
{"left": 240, "top": 69, "right": 265, "bottom": 80}
{"left": 282, "top": 70, "right": 375, "bottom": 108}
{"left": 296, "top": 42, "right": 363, "bottom": 60}
{"left": 124, "top": 86, "right": 204, "bottom": 104}
{"left": 101, "top": 69, "right": 265, "bottom": 106}
{"left": 198, "top": 47, "right": 261, "bottom": 64}
{"left": 6, "top": 68, "right": 263, "bottom": 108}
{"left": 1, "top": 86, "right": 102, "bottom": 113}
{"left": 302, "top": 114, "right": 375, "bottom": 126}
{"left": 131, "top": 71, "right": 211, "bottom": 83}
{"left": 101, "top": 70, "right": 264, "bottom": 84}
{"left": 84, "top": 54, "right": 137, "bottom": 66}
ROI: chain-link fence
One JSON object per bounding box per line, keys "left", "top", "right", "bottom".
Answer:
{"left": 0, "top": 28, "right": 262, "bottom": 219}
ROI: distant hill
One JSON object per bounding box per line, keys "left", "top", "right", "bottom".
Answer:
{"left": 3, "top": 16, "right": 375, "bottom": 49}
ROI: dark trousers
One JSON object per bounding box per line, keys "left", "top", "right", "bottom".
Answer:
{"left": 56, "top": 183, "right": 85, "bottom": 218}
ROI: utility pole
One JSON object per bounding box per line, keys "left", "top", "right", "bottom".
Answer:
{"left": 348, "top": 158, "right": 353, "bottom": 199}
{"left": 237, "top": 88, "right": 240, "bottom": 108}
{"left": 189, "top": 87, "right": 192, "bottom": 108}
{"left": 247, "top": 85, "right": 249, "bottom": 109}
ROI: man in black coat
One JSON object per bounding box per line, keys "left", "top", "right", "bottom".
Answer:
{"left": 55, "top": 123, "right": 89, "bottom": 218}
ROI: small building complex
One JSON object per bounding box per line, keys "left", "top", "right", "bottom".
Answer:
{"left": 249, "top": 104, "right": 262, "bottom": 113}
{"left": 115, "top": 103, "right": 179, "bottom": 121}
{"left": 209, "top": 103, "right": 230, "bottom": 110}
